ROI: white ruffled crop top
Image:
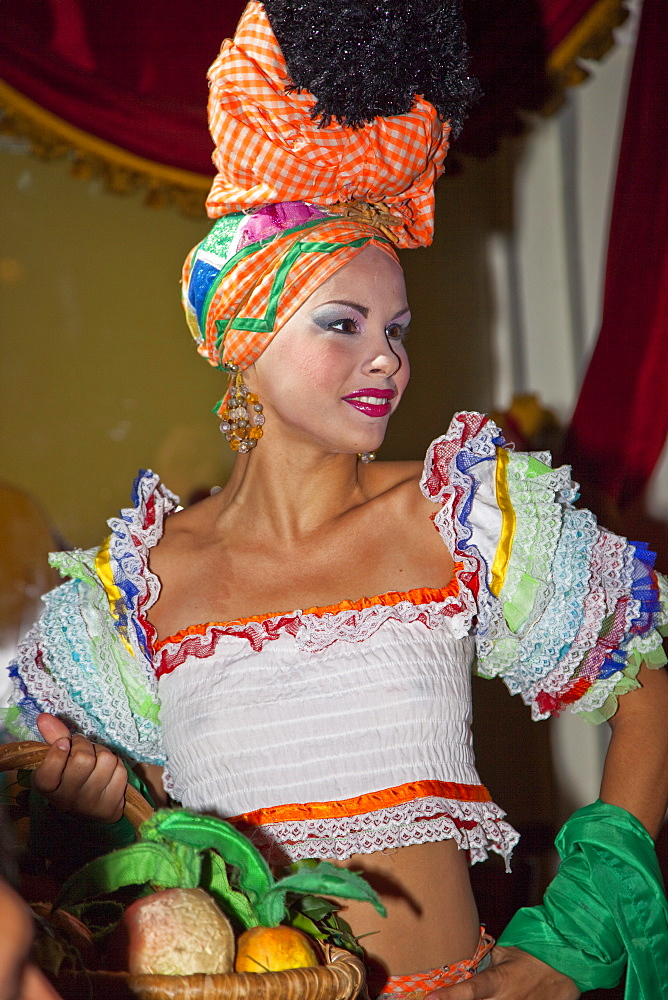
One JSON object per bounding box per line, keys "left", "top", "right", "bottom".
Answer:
{"left": 8, "top": 413, "right": 667, "bottom": 868}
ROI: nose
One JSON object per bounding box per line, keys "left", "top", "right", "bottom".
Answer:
{"left": 363, "top": 330, "right": 403, "bottom": 379}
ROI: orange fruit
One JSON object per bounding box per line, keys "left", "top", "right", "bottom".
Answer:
{"left": 235, "top": 925, "right": 319, "bottom": 973}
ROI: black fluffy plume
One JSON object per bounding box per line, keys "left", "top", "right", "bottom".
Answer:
{"left": 263, "top": 0, "right": 480, "bottom": 136}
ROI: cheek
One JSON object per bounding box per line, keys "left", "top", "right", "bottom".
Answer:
{"left": 394, "top": 349, "right": 410, "bottom": 395}
{"left": 269, "top": 338, "right": 352, "bottom": 394}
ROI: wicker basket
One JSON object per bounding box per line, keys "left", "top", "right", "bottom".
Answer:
{"left": 0, "top": 740, "right": 366, "bottom": 1000}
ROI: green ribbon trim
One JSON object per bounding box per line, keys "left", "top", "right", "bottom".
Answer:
{"left": 226, "top": 236, "right": 373, "bottom": 336}
{"left": 525, "top": 455, "right": 552, "bottom": 478}
{"left": 207, "top": 220, "right": 392, "bottom": 365}
{"left": 498, "top": 800, "right": 668, "bottom": 997}
{"left": 201, "top": 216, "right": 328, "bottom": 348}
{"left": 503, "top": 572, "right": 540, "bottom": 633}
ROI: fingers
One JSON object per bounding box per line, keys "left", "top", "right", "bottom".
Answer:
{"left": 30, "top": 739, "right": 71, "bottom": 795}
{"left": 429, "top": 947, "right": 581, "bottom": 1000}
{"left": 430, "top": 975, "right": 491, "bottom": 999}
{"left": 92, "top": 753, "right": 128, "bottom": 824}
{"left": 32, "top": 731, "right": 127, "bottom": 824}
{"left": 36, "top": 713, "right": 71, "bottom": 745}
{"left": 32, "top": 734, "right": 97, "bottom": 798}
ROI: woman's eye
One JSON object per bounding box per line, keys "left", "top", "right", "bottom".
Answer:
{"left": 387, "top": 323, "right": 408, "bottom": 341}
{"left": 328, "top": 318, "right": 359, "bottom": 334}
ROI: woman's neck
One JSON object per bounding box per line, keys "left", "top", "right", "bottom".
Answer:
{"left": 215, "top": 438, "right": 374, "bottom": 543}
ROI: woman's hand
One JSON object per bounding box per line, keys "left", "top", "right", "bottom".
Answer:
{"left": 431, "top": 946, "right": 581, "bottom": 999}
{"left": 32, "top": 714, "right": 127, "bottom": 824}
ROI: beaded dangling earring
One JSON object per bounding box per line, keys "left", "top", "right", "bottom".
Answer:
{"left": 358, "top": 451, "right": 377, "bottom": 463}
{"left": 218, "top": 364, "right": 265, "bottom": 453}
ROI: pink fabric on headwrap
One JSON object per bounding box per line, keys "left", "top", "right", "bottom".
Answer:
{"left": 205, "top": 2, "right": 451, "bottom": 249}
{"left": 236, "top": 202, "right": 328, "bottom": 249}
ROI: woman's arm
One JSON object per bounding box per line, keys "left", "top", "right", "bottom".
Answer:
{"left": 133, "top": 762, "right": 169, "bottom": 808}
{"left": 435, "top": 662, "right": 668, "bottom": 999}
{"left": 600, "top": 662, "right": 668, "bottom": 838}
{"left": 0, "top": 877, "right": 63, "bottom": 1000}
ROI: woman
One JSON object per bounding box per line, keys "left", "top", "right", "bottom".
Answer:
{"left": 7, "top": 3, "right": 668, "bottom": 997}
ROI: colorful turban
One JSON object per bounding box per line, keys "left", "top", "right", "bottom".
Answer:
{"left": 182, "top": 1, "right": 455, "bottom": 376}
{"left": 182, "top": 204, "right": 398, "bottom": 372}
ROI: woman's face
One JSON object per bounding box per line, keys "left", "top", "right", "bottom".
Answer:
{"left": 247, "top": 247, "right": 410, "bottom": 456}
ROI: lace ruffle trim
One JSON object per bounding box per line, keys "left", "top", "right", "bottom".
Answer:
{"left": 154, "top": 587, "right": 470, "bottom": 672}
{"left": 231, "top": 794, "right": 519, "bottom": 868}
{"left": 420, "top": 411, "right": 668, "bottom": 722}
{"left": 99, "top": 470, "right": 179, "bottom": 661}
{"left": 5, "top": 471, "right": 178, "bottom": 761}
{"left": 7, "top": 580, "right": 166, "bottom": 763}
{"left": 87, "top": 473, "right": 472, "bottom": 665}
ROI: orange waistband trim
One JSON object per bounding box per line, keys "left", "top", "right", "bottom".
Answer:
{"left": 379, "top": 928, "right": 494, "bottom": 995}
{"left": 156, "top": 566, "right": 463, "bottom": 650}
{"left": 229, "top": 779, "right": 492, "bottom": 828}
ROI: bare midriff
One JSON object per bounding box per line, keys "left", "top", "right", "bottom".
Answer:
{"left": 335, "top": 838, "right": 480, "bottom": 991}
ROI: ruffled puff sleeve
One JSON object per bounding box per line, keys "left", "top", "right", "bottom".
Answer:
{"left": 421, "top": 412, "right": 668, "bottom": 724}
{"left": 4, "top": 472, "right": 179, "bottom": 764}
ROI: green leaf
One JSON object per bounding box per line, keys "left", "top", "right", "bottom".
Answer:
{"left": 140, "top": 810, "right": 274, "bottom": 900}
{"left": 285, "top": 859, "right": 320, "bottom": 873}
{"left": 324, "top": 913, "right": 372, "bottom": 957}
{"left": 259, "top": 862, "right": 386, "bottom": 921}
{"left": 255, "top": 891, "right": 287, "bottom": 928}
{"left": 293, "top": 895, "right": 340, "bottom": 921}
{"left": 291, "top": 913, "right": 327, "bottom": 940}
{"left": 56, "top": 840, "right": 200, "bottom": 909}
{"left": 203, "top": 851, "right": 259, "bottom": 930}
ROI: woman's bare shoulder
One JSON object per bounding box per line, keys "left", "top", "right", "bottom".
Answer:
{"left": 363, "top": 459, "right": 438, "bottom": 515}
{"left": 149, "top": 490, "right": 222, "bottom": 567}
{"left": 361, "top": 460, "right": 452, "bottom": 575}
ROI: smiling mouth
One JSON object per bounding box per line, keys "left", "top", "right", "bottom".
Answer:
{"left": 341, "top": 389, "right": 395, "bottom": 417}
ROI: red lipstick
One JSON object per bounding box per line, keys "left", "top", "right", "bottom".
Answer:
{"left": 342, "top": 388, "right": 395, "bottom": 417}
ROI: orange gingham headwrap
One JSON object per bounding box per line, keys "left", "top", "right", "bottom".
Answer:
{"left": 182, "top": 1, "right": 451, "bottom": 374}
{"left": 206, "top": 1, "right": 450, "bottom": 249}
{"left": 182, "top": 207, "right": 399, "bottom": 372}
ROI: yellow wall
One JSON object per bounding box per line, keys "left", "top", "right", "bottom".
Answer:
{"left": 1, "top": 153, "right": 234, "bottom": 548}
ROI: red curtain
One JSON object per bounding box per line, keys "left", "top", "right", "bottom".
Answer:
{"left": 0, "top": 0, "right": 239, "bottom": 175}
{"left": 544, "top": 0, "right": 614, "bottom": 48}
{"left": 564, "top": 0, "right": 668, "bottom": 507}
{"left": 0, "top": 0, "right": 622, "bottom": 177}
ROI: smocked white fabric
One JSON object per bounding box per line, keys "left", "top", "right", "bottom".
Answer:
{"left": 160, "top": 625, "right": 477, "bottom": 808}
{"left": 157, "top": 622, "right": 516, "bottom": 864}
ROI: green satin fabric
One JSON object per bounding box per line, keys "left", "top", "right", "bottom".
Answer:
{"left": 498, "top": 800, "right": 668, "bottom": 997}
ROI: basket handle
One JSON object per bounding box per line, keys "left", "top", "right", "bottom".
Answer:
{"left": 0, "top": 739, "right": 154, "bottom": 830}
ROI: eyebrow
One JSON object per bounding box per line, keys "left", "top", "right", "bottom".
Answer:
{"left": 321, "top": 299, "right": 369, "bottom": 317}
{"left": 321, "top": 300, "right": 411, "bottom": 321}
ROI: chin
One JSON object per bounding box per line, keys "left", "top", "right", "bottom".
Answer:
{"left": 350, "top": 437, "right": 386, "bottom": 455}
{"left": 313, "top": 417, "right": 388, "bottom": 456}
